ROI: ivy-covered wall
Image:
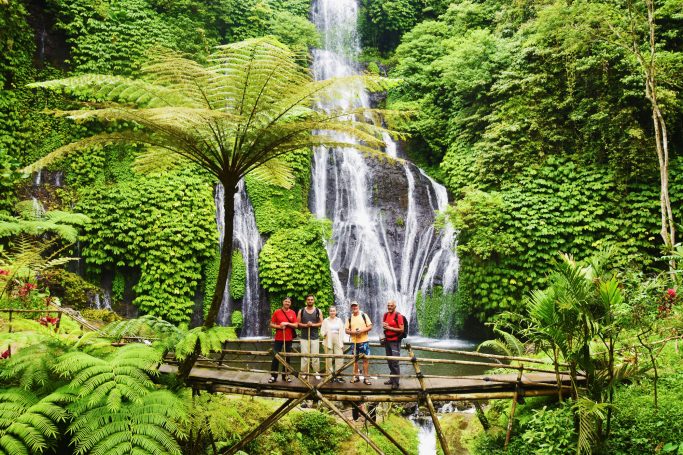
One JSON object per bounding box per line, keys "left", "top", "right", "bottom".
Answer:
{"left": 449, "top": 157, "right": 683, "bottom": 324}
{"left": 76, "top": 171, "right": 217, "bottom": 323}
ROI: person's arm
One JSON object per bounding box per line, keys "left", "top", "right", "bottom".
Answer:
{"left": 345, "top": 319, "right": 351, "bottom": 335}
{"left": 270, "top": 312, "right": 283, "bottom": 330}
{"left": 312, "top": 311, "right": 323, "bottom": 328}
{"left": 320, "top": 319, "right": 328, "bottom": 338}
{"left": 362, "top": 316, "right": 373, "bottom": 333}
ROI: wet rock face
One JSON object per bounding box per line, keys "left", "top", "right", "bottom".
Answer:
{"left": 310, "top": 148, "right": 450, "bottom": 327}
{"left": 364, "top": 157, "right": 440, "bottom": 277}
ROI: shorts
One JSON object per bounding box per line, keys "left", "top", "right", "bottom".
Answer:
{"left": 353, "top": 341, "right": 370, "bottom": 356}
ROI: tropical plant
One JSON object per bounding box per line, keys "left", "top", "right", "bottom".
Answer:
{"left": 25, "top": 37, "right": 397, "bottom": 371}
{"left": 0, "top": 388, "right": 68, "bottom": 455}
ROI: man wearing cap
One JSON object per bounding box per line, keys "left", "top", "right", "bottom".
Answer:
{"left": 345, "top": 301, "right": 373, "bottom": 385}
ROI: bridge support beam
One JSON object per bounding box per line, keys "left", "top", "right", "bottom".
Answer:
{"left": 223, "top": 397, "right": 307, "bottom": 455}
{"left": 407, "top": 344, "right": 452, "bottom": 455}
{"left": 273, "top": 352, "right": 386, "bottom": 455}
{"left": 349, "top": 402, "right": 409, "bottom": 455}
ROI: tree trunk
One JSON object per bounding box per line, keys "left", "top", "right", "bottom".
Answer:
{"left": 178, "top": 179, "right": 238, "bottom": 381}
{"left": 642, "top": 0, "right": 676, "bottom": 265}
{"left": 205, "top": 180, "right": 238, "bottom": 328}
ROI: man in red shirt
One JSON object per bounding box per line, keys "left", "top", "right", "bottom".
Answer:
{"left": 269, "top": 297, "right": 298, "bottom": 383}
{"left": 381, "top": 300, "right": 404, "bottom": 390}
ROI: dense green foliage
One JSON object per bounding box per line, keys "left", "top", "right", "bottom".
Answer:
{"left": 76, "top": 172, "right": 216, "bottom": 322}
{"left": 388, "top": 0, "right": 683, "bottom": 323}
{"left": 259, "top": 220, "right": 334, "bottom": 309}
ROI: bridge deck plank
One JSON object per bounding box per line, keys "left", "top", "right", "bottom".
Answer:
{"left": 159, "top": 364, "right": 571, "bottom": 396}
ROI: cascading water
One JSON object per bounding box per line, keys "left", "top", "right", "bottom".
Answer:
{"left": 310, "top": 0, "right": 459, "bottom": 331}
{"left": 215, "top": 181, "right": 265, "bottom": 336}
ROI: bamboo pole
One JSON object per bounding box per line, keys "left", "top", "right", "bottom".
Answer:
{"left": 191, "top": 384, "right": 573, "bottom": 402}
{"left": 350, "top": 402, "right": 410, "bottom": 455}
{"left": 409, "top": 345, "right": 569, "bottom": 366}
{"left": 315, "top": 390, "right": 386, "bottom": 455}
{"left": 407, "top": 344, "right": 451, "bottom": 455}
{"left": 222, "top": 398, "right": 307, "bottom": 455}
{"left": 216, "top": 350, "right": 569, "bottom": 374}
{"left": 504, "top": 366, "right": 524, "bottom": 450}
{"left": 273, "top": 351, "right": 387, "bottom": 454}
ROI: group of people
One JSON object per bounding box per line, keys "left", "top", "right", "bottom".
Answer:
{"left": 269, "top": 295, "right": 404, "bottom": 389}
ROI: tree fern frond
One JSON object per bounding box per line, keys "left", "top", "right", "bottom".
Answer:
{"left": 69, "top": 390, "right": 185, "bottom": 455}
{"left": 0, "top": 388, "right": 68, "bottom": 454}
{"left": 28, "top": 74, "right": 199, "bottom": 108}
{"left": 247, "top": 156, "right": 295, "bottom": 188}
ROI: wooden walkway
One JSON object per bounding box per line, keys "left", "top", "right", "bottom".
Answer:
{"left": 160, "top": 341, "right": 580, "bottom": 455}
{"left": 160, "top": 363, "right": 573, "bottom": 402}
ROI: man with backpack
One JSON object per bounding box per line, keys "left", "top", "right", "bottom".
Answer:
{"left": 297, "top": 294, "right": 323, "bottom": 380}
{"left": 345, "top": 301, "right": 373, "bottom": 385}
{"left": 269, "top": 297, "right": 298, "bottom": 383}
{"left": 381, "top": 300, "right": 404, "bottom": 390}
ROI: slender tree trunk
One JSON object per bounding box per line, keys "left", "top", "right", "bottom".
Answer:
{"left": 178, "top": 179, "right": 237, "bottom": 381}
{"left": 640, "top": 0, "right": 676, "bottom": 265}
{"left": 205, "top": 180, "right": 237, "bottom": 328}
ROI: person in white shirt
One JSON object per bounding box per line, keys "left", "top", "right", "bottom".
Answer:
{"left": 320, "top": 306, "right": 345, "bottom": 383}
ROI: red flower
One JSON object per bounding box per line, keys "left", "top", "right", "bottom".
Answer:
{"left": 667, "top": 288, "right": 677, "bottom": 299}
{"left": 0, "top": 269, "right": 9, "bottom": 276}
{"left": 38, "top": 316, "right": 58, "bottom": 326}
{"left": 0, "top": 349, "right": 9, "bottom": 360}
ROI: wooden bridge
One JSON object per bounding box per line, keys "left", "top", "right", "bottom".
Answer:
{"left": 161, "top": 340, "right": 579, "bottom": 455}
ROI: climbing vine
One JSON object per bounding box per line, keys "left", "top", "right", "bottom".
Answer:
{"left": 259, "top": 219, "right": 334, "bottom": 310}
{"left": 450, "top": 156, "right": 683, "bottom": 323}
{"left": 76, "top": 171, "right": 217, "bottom": 323}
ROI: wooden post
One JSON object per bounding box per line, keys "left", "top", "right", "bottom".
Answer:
{"left": 504, "top": 365, "right": 524, "bottom": 450}
{"left": 223, "top": 397, "right": 310, "bottom": 455}
{"left": 315, "top": 390, "right": 386, "bottom": 455}
{"left": 274, "top": 351, "right": 386, "bottom": 455}
{"left": 407, "top": 344, "right": 451, "bottom": 455}
{"left": 350, "top": 402, "right": 409, "bottom": 455}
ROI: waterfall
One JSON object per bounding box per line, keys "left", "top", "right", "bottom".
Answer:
{"left": 310, "top": 0, "right": 459, "bottom": 332}
{"left": 410, "top": 414, "right": 438, "bottom": 455}
{"left": 215, "top": 181, "right": 265, "bottom": 336}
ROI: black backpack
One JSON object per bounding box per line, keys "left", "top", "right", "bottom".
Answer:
{"left": 385, "top": 312, "right": 409, "bottom": 341}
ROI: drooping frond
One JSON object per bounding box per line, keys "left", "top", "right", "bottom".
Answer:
{"left": 247, "top": 156, "right": 295, "bottom": 188}
{"left": 101, "top": 314, "right": 181, "bottom": 343}
{"left": 0, "top": 388, "right": 68, "bottom": 455}
{"left": 573, "top": 397, "right": 608, "bottom": 455}
{"left": 68, "top": 390, "right": 187, "bottom": 455}
{"left": 477, "top": 328, "right": 525, "bottom": 358}
{"left": 174, "top": 326, "right": 236, "bottom": 361}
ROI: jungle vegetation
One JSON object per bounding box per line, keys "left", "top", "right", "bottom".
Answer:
{"left": 1, "top": 0, "right": 682, "bottom": 453}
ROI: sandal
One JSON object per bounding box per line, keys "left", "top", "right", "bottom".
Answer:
{"left": 350, "top": 377, "right": 361, "bottom": 384}
{"left": 284, "top": 376, "right": 293, "bottom": 383}
{"left": 268, "top": 377, "right": 277, "bottom": 383}
{"left": 364, "top": 379, "right": 372, "bottom": 385}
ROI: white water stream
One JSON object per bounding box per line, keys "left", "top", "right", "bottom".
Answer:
{"left": 215, "top": 181, "right": 264, "bottom": 336}
{"left": 310, "top": 0, "right": 459, "bottom": 330}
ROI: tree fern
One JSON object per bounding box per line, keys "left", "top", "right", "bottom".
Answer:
{"left": 55, "top": 343, "right": 162, "bottom": 405}
{"left": 174, "top": 326, "right": 236, "bottom": 361}
{"left": 68, "top": 390, "right": 186, "bottom": 455}
{"left": 26, "top": 37, "right": 404, "bottom": 336}
{"left": 0, "top": 388, "right": 68, "bottom": 455}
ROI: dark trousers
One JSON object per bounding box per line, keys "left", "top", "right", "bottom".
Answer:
{"left": 271, "top": 340, "right": 293, "bottom": 378}
{"left": 385, "top": 340, "right": 401, "bottom": 384}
